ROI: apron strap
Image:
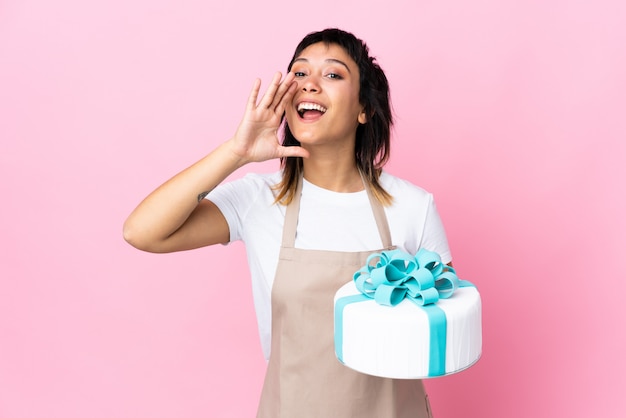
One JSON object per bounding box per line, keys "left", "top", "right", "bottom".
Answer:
{"left": 282, "top": 173, "right": 393, "bottom": 249}
{"left": 361, "top": 172, "right": 393, "bottom": 249}
{"left": 281, "top": 175, "right": 303, "bottom": 248}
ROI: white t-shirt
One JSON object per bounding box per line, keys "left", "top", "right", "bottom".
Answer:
{"left": 207, "top": 171, "right": 451, "bottom": 360}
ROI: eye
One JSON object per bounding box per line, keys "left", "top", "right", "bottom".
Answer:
{"left": 293, "top": 71, "right": 306, "bottom": 78}
{"left": 326, "top": 73, "right": 343, "bottom": 80}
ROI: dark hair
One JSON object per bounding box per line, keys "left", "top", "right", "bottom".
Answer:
{"left": 274, "top": 28, "right": 393, "bottom": 205}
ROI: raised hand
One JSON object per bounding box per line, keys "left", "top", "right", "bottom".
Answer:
{"left": 230, "top": 72, "right": 309, "bottom": 163}
{"left": 124, "top": 73, "right": 310, "bottom": 253}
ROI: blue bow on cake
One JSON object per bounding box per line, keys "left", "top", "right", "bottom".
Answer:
{"left": 353, "top": 248, "right": 462, "bottom": 307}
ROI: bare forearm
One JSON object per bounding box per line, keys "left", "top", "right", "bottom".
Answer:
{"left": 123, "top": 139, "right": 244, "bottom": 251}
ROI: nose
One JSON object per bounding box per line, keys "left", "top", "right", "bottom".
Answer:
{"left": 301, "top": 75, "right": 320, "bottom": 93}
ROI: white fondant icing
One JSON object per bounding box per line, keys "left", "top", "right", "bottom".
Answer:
{"left": 334, "top": 281, "right": 482, "bottom": 379}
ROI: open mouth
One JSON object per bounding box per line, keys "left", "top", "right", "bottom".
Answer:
{"left": 297, "top": 102, "right": 327, "bottom": 120}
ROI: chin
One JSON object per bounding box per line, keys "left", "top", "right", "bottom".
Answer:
{"left": 291, "top": 132, "right": 317, "bottom": 145}
{"left": 286, "top": 122, "right": 317, "bottom": 144}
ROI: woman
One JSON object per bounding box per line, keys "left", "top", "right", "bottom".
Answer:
{"left": 124, "top": 28, "right": 451, "bottom": 417}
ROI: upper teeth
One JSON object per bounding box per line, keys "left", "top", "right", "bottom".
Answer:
{"left": 297, "top": 102, "right": 327, "bottom": 113}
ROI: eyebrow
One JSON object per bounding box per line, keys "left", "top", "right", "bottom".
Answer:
{"left": 292, "top": 57, "right": 352, "bottom": 74}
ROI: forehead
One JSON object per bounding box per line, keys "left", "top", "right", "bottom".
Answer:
{"left": 293, "top": 42, "right": 358, "bottom": 71}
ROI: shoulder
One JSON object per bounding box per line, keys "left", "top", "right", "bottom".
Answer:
{"left": 206, "top": 171, "right": 283, "bottom": 220}
{"left": 380, "top": 171, "right": 433, "bottom": 205}
{"left": 230, "top": 171, "right": 281, "bottom": 191}
{"left": 211, "top": 171, "right": 281, "bottom": 199}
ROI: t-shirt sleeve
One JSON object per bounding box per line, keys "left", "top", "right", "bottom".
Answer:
{"left": 205, "top": 175, "right": 259, "bottom": 243}
{"left": 421, "top": 195, "right": 452, "bottom": 264}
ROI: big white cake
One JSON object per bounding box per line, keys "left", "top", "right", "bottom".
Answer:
{"left": 333, "top": 249, "right": 482, "bottom": 379}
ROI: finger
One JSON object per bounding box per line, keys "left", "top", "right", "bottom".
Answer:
{"left": 258, "top": 72, "right": 282, "bottom": 109}
{"left": 274, "top": 78, "right": 298, "bottom": 116}
{"left": 277, "top": 145, "right": 310, "bottom": 159}
{"left": 270, "top": 72, "right": 296, "bottom": 111}
{"left": 246, "top": 78, "right": 262, "bottom": 110}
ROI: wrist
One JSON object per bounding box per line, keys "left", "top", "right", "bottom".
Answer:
{"left": 222, "top": 138, "right": 251, "bottom": 168}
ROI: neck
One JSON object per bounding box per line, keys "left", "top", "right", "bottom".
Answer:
{"left": 302, "top": 155, "right": 363, "bottom": 193}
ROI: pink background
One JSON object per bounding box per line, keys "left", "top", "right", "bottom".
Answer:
{"left": 1, "top": 1, "right": 624, "bottom": 417}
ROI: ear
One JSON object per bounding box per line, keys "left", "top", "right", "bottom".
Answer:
{"left": 358, "top": 108, "right": 367, "bottom": 124}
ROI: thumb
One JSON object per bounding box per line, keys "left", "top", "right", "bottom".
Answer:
{"left": 277, "top": 145, "right": 310, "bottom": 159}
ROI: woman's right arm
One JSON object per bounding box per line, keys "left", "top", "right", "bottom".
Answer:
{"left": 123, "top": 72, "right": 308, "bottom": 253}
